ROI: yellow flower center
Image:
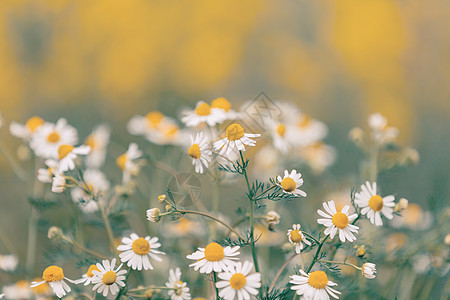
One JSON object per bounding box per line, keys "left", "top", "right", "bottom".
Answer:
{"left": 162, "top": 124, "right": 179, "bottom": 138}
{"left": 211, "top": 97, "right": 231, "bottom": 112}
{"left": 26, "top": 116, "right": 44, "bottom": 132}
{"left": 17, "top": 280, "right": 28, "bottom": 287}
{"left": 188, "top": 144, "right": 201, "bottom": 159}
{"left": 102, "top": 271, "right": 117, "bottom": 285}
{"left": 281, "top": 177, "right": 296, "bottom": 192}
{"left": 132, "top": 237, "right": 151, "bottom": 255}
{"left": 290, "top": 230, "right": 303, "bottom": 243}
{"left": 32, "top": 278, "right": 50, "bottom": 294}
{"left": 226, "top": 123, "right": 245, "bottom": 141}
{"left": 298, "top": 115, "right": 311, "bottom": 129}
{"left": 229, "top": 273, "right": 246, "bottom": 290}
{"left": 47, "top": 131, "right": 60, "bottom": 143}
{"left": 369, "top": 195, "right": 384, "bottom": 212}
{"left": 195, "top": 102, "right": 211, "bottom": 116}
{"left": 204, "top": 242, "right": 224, "bottom": 261}
{"left": 276, "top": 124, "right": 286, "bottom": 137}
{"left": 58, "top": 144, "right": 74, "bottom": 159}
{"left": 87, "top": 264, "right": 100, "bottom": 277}
{"left": 146, "top": 111, "right": 164, "bottom": 128}
{"left": 42, "top": 266, "right": 64, "bottom": 282}
{"left": 85, "top": 135, "right": 96, "bottom": 150}
{"left": 308, "top": 271, "right": 328, "bottom": 289}
{"left": 116, "top": 153, "right": 127, "bottom": 170}
{"left": 332, "top": 212, "right": 349, "bottom": 229}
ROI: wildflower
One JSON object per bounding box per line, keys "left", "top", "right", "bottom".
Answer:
{"left": 91, "top": 259, "right": 126, "bottom": 296}
{"left": 47, "top": 226, "right": 64, "bottom": 240}
{"left": 287, "top": 224, "right": 311, "bottom": 254}
{"left": 348, "top": 127, "right": 364, "bottom": 145}
{"left": 268, "top": 120, "right": 293, "bottom": 154}
{"left": 290, "top": 270, "right": 341, "bottom": 299}
{"left": 181, "top": 101, "right": 225, "bottom": 127}
{"left": 362, "top": 263, "right": 377, "bottom": 279}
{"left": 128, "top": 111, "right": 182, "bottom": 145}
{"left": 117, "top": 233, "right": 165, "bottom": 270}
{"left": 127, "top": 111, "right": 167, "bottom": 135}
{"left": 368, "top": 113, "right": 398, "bottom": 144}
{"left": 356, "top": 245, "right": 366, "bottom": 257}
{"left": 298, "top": 142, "right": 336, "bottom": 174}
{"left": 266, "top": 211, "right": 281, "bottom": 225}
{"left": 57, "top": 144, "right": 91, "bottom": 172}
{"left": 146, "top": 208, "right": 161, "bottom": 223}
{"left": 277, "top": 169, "right": 307, "bottom": 197}
{"left": 354, "top": 181, "right": 395, "bottom": 226}
{"left": 51, "top": 174, "right": 66, "bottom": 193}
{"left": 30, "top": 118, "right": 78, "bottom": 159}
{"left": 187, "top": 242, "right": 240, "bottom": 274}
{"left": 0, "top": 254, "right": 18, "bottom": 271}
{"left": 292, "top": 113, "right": 328, "bottom": 147}
{"left": 9, "top": 116, "right": 45, "bottom": 141}
{"left": 31, "top": 266, "right": 74, "bottom": 298}
{"left": 211, "top": 97, "right": 239, "bottom": 120}
{"left": 37, "top": 159, "right": 59, "bottom": 183}
{"left": 84, "top": 125, "right": 110, "bottom": 168}
{"left": 75, "top": 265, "right": 101, "bottom": 286}
{"left": 187, "top": 132, "right": 212, "bottom": 174}
{"left": 214, "top": 123, "right": 260, "bottom": 156}
{"left": 116, "top": 143, "right": 142, "bottom": 183}
{"left": 70, "top": 169, "right": 110, "bottom": 213}
{"left": 2, "top": 280, "right": 32, "bottom": 299}
{"left": 31, "top": 278, "right": 51, "bottom": 298}
{"left": 317, "top": 201, "right": 359, "bottom": 243}
{"left": 158, "top": 194, "right": 167, "bottom": 203}
{"left": 216, "top": 261, "right": 261, "bottom": 300}
{"left": 165, "top": 268, "right": 191, "bottom": 300}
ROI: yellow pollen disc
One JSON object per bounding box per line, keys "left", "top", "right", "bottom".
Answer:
{"left": 42, "top": 266, "right": 64, "bottom": 282}
{"left": 32, "top": 278, "right": 50, "bottom": 294}
{"left": 26, "top": 116, "right": 44, "bottom": 132}
{"left": 87, "top": 264, "right": 100, "bottom": 277}
{"left": 211, "top": 97, "right": 231, "bottom": 111}
{"left": 58, "top": 144, "right": 74, "bottom": 159}
{"left": 308, "top": 271, "right": 328, "bottom": 289}
{"left": 195, "top": 102, "right": 211, "bottom": 116}
{"left": 132, "top": 237, "right": 151, "bottom": 255}
{"left": 226, "top": 123, "right": 245, "bottom": 141}
{"left": 204, "top": 242, "right": 225, "bottom": 261}
{"left": 85, "top": 135, "right": 96, "bottom": 150}
{"left": 281, "top": 177, "right": 296, "bottom": 192}
{"left": 163, "top": 124, "right": 179, "bottom": 138}
{"left": 290, "top": 230, "right": 303, "bottom": 243}
{"left": 188, "top": 144, "right": 201, "bottom": 159}
{"left": 276, "top": 124, "right": 286, "bottom": 137}
{"left": 47, "top": 132, "right": 60, "bottom": 143}
{"left": 230, "top": 273, "right": 246, "bottom": 290}
{"left": 17, "top": 280, "right": 28, "bottom": 287}
{"left": 146, "top": 111, "right": 164, "bottom": 128}
{"left": 298, "top": 115, "right": 311, "bottom": 129}
{"left": 332, "top": 212, "right": 349, "bottom": 229}
{"left": 102, "top": 271, "right": 117, "bottom": 285}
{"left": 369, "top": 195, "right": 384, "bottom": 212}
{"left": 116, "top": 154, "right": 127, "bottom": 170}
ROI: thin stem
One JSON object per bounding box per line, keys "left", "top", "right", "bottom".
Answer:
{"left": 25, "top": 205, "right": 38, "bottom": 276}
{"left": 293, "top": 293, "right": 299, "bottom": 300}
{"left": 369, "top": 143, "right": 379, "bottom": 182}
{"left": 213, "top": 272, "right": 220, "bottom": 300}
{"left": 62, "top": 237, "right": 109, "bottom": 259}
{"left": 268, "top": 253, "right": 297, "bottom": 294}
{"left": 253, "top": 185, "right": 276, "bottom": 201}
{"left": 306, "top": 237, "right": 328, "bottom": 273}
{"left": 127, "top": 286, "right": 177, "bottom": 293}
{"left": 317, "top": 259, "right": 362, "bottom": 270}
{"left": 210, "top": 177, "right": 221, "bottom": 239}
{"left": 302, "top": 232, "right": 320, "bottom": 244}
{"left": 98, "top": 201, "right": 118, "bottom": 258}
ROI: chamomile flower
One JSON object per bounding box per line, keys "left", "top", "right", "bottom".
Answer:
{"left": 30, "top": 118, "right": 78, "bottom": 159}
{"left": 354, "top": 181, "right": 395, "bottom": 226}
{"left": 91, "top": 259, "right": 126, "bottom": 297}
{"left": 51, "top": 174, "right": 66, "bottom": 193}
{"left": 75, "top": 265, "right": 100, "bottom": 286}
{"left": 2, "top": 280, "right": 32, "bottom": 299}
{"left": 277, "top": 169, "right": 307, "bottom": 197}
{"left": 187, "top": 242, "right": 240, "bottom": 274}
{"left": 362, "top": 263, "right": 377, "bottom": 279}
{"left": 216, "top": 261, "right": 261, "bottom": 300}
{"left": 368, "top": 113, "right": 398, "bottom": 144}
{"left": 70, "top": 169, "right": 110, "bottom": 213}
{"left": 181, "top": 101, "right": 225, "bottom": 127}
{"left": 146, "top": 208, "right": 161, "bottom": 223}
{"left": 299, "top": 143, "right": 336, "bottom": 175}
{"left": 31, "top": 266, "right": 74, "bottom": 298}
{"left": 37, "top": 159, "right": 59, "bottom": 183}
{"left": 292, "top": 114, "right": 328, "bottom": 147}
{"left": 266, "top": 211, "right": 281, "bottom": 225}
{"left": 127, "top": 111, "right": 166, "bottom": 135}
{"left": 84, "top": 125, "right": 110, "bottom": 168}
{"left": 214, "top": 123, "right": 260, "bottom": 156}
{"left": 57, "top": 144, "right": 90, "bottom": 172}
{"left": 290, "top": 270, "right": 340, "bottom": 300}
{"left": 166, "top": 268, "right": 191, "bottom": 300}
{"left": 317, "top": 201, "right": 359, "bottom": 243}
{"left": 147, "top": 119, "right": 183, "bottom": 145}
{"left": 187, "top": 132, "right": 212, "bottom": 174}
{"left": 117, "top": 233, "right": 165, "bottom": 271}
{"left": 116, "top": 143, "right": 142, "bottom": 183}
{"left": 269, "top": 121, "right": 294, "bottom": 154}
{"left": 287, "top": 224, "right": 311, "bottom": 254}
{"left": 0, "top": 254, "right": 18, "bottom": 271}
{"left": 211, "top": 97, "right": 240, "bottom": 120}
{"left": 10, "top": 116, "right": 45, "bottom": 141}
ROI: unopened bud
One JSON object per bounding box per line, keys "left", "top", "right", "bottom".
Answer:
{"left": 356, "top": 245, "right": 366, "bottom": 257}
{"left": 265, "top": 211, "right": 280, "bottom": 225}
{"left": 348, "top": 127, "right": 364, "bottom": 145}
{"left": 146, "top": 208, "right": 161, "bottom": 223}
{"left": 48, "top": 226, "right": 64, "bottom": 240}
{"left": 158, "top": 194, "right": 167, "bottom": 203}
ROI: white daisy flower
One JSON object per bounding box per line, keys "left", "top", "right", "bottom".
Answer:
{"left": 362, "top": 263, "right": 377, "bottom": 279}
{"left": 0, "top": 254, "right": 18, "bottom": 271}
{"left": 91, "top": 259, "right": 126, "bottom": 297}
{"left": 181, "top": 101, "right": 225, "bottom": 127}
{"left": 2, "top": 280, "right": 32, "bottom": 299}
{"left": 10, "top": 116, "right": 45, "bottom": 141}
{"left": 299, "top": 143, "right": 336, "bottom": 175}
{"left": 290, "top": 270, "right": 341, "bottom": 300}
{"left": 287, "top": 224, "right": 311, "bottom": 254}
{"left": 187, "top": 242, "right": 240, "bottom": 274}
{"left": 211, "top": 97, "right": 240, "bottom": 120}
{"left": 214, "top": 123, "right": 260, "bottom": 156}
{"left": 269, "top": 121, "right": 295, "bottom": 154}
{"left": 70, "top": 169, "right": 110, "bottom": 213}
{"left": 277, "top": 169, "right": 307, "bottom": 197}
{"left": 30, "top": 118, "right": 78, "bottom": 159}
{"left": 116, "top": 143, "right": 142, "bottom": 183}
{"left": 146, "top": 119, "right": 183, "bottom": 146}
{"left": 117, "top": 233, "right": 165, "bottom": 271}
{"left": 57, "top": 144, "right": 90, "bottom": 172}
{"left": 266, "top": 211, "right": 281, "bottom": 225}
{"left": 85, "top": 125, "right": 110, "bottom": 168}
{"left": 187, "top": 132, "right": 212, "bottom": 174}
{"left": 354, "top": 181, "right": 395, "bottom": 226}
{"left": 31, "top": 266, "right": 75, "bottom": 298}
{"left": 127, "top": 111, "right": 167, "bottom": 135}
{"left": 146, "top": 208, "right": 161, "bottom": 223}
{"left": 368, "top": 113, "right": 398, "bottom": 144}
{"left": 74, "top": 264, "right": 100, "bottom": 286}
{"left": 51, "top": 174, "right": 66, "bottom": 193}
{"left": 317, "top": 200, "right": 359, "bottom": 243}
{"left": 216, "top": 261, "right": 261, "bottom": 300}
{"left": 37, "top": 159, "right": 59, "bottom": 183}
{"left": 292, "top": 114, "right": 328, "bottom": 147}
{"left": 165, "top": 268, "right": 191, "bottom": 300}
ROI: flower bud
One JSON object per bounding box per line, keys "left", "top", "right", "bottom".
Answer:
{"left": 158, "top": 194, "right": 167, "bottom": 203}
{"left": 362, "top": 262, "right": 377, "bottom": 279}
{"left": 356, "top": 245, "right": 366, "bottom": 257}
{"left": 48, "top": 226, "right": 64, "bottom": 240}
{"left": 146, "top": 208, "right": 161, "bottom": 223}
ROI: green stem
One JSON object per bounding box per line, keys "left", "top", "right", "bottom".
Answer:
{"left": 268, "top": 253, "right": 297, "bottom": 294}
{"left": 302, "top": 232, "right": 320, "bottom": 244}
{"left": 25, "top": 204, "right": 38, "bottom": 276}
{"left": 306, "top": 237, "right": 328, "bottom": 273}
{"left": 98, "top": 201, "right": 118, "bottom": 258}
{"left": 210, "top": 177, "right": 221, "bottom": 239}
{"left": 213, "top": 272, "right": 220, "bottom": 300}
{"left": 317, "top": 259, "right": 362, "bottom": 270}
